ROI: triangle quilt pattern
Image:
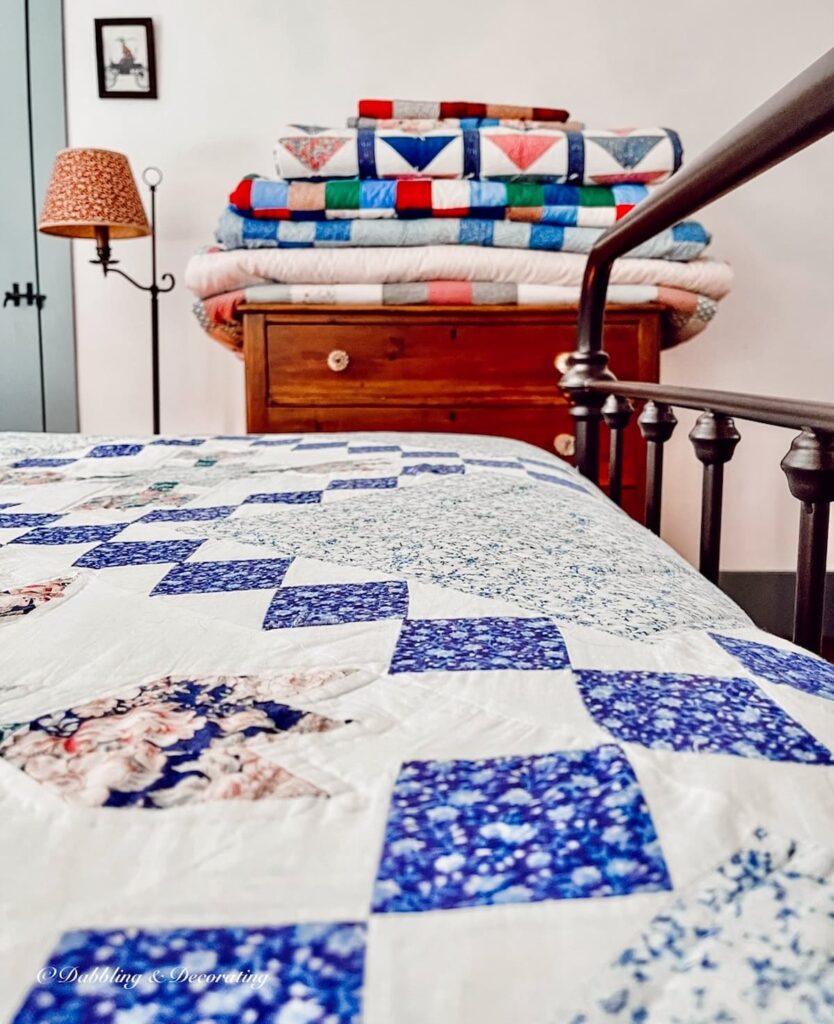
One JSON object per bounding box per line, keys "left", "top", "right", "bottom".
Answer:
{"left": 280, "top": 136, "right": 349, "bottom": 172}
{"left": 381, "top": 135, "right": 457, "bottom": 172}
{"left": 586, "top": 135, "right": 663, "bottom": 169}
{"left": 485, "top": 133, "right": 560, "bottom": 172}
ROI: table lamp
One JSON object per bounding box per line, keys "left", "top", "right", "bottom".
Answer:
{"left": 38, "top": 148, "right": 175, "bottom": 433}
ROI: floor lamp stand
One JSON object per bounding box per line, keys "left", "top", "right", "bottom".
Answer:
{"left": 90, "top": 166, "right": 175, "bottom": 434}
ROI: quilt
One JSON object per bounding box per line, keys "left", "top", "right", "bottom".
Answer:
{"left": 347, "top": 117, "right": 586, "bottom": 131}
{"left": 215, "top": 209, "right": 709, "bottom": 262}
{"left": 193, "top": 280, "right": 720, "bottom": 355}
{"left": 356, "top": 98, "right": 571, "bottom": 122}
{"left": 1, "top": 428, "right": 833, "bottom": 1024}
{"left": 273, "top": 125, "right": 683, "bottom": 183}
{"left": 229, "top": 177, "right": 650, "bottom": 225}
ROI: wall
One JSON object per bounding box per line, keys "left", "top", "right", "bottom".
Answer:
{"left": 63, "top": 0, "right": 834, "bottom": 571}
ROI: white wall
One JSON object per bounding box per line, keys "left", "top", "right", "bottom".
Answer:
{"left": 63, "top": 0, "right": 834, "bottom": 571}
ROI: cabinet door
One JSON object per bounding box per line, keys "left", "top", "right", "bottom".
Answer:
{"left": 0, "top": 0, "right": 76, "bottom": 432}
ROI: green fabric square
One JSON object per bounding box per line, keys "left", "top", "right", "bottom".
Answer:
{"left": 505, "top": 182, "right": 543, "bottom": 207}
{"left": 326, "top": 180, "right": 361, "bottom": 210}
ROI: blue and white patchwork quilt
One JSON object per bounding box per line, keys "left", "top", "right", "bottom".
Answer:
{"left": 0, "top": 430, "right": 833, "bottom": 1024}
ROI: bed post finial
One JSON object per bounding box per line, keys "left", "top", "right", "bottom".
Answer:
{"left": 559, "top": 257, "right": 616, "bottom": 484}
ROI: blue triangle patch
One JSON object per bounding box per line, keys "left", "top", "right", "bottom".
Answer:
{"left": 587, "top": 135, "right": 663, "bottom": 169}
{"left": 382, "top": 135, "right": 456, "bottom": 172}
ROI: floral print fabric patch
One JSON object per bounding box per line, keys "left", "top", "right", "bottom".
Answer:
{"left": 711, "top": 632, "right": 834, "bottom": 701}
{"left": 152, "top": 558, "right": 293, "bottom": 595}
{"left": 574, "top": 669, "right": 833, "bottom": 764}
{"left": 0, "top": 576, "right": 75, "bottom": 619}
{"left": 0, "top": 674, "right": 348, "bottom": 808}
{"left": 74, "top": 539, "right": 204, "bottom": 569}
{"left": 13, "top": 922, "right": 366, "bottom": 1023}
{"left": 570, "top": 829, "right": 834, "bottom": 1024}
{"left": 372, "top": 744, "right": 671, "bottom": 913}
{"left": 389, "top": 616, "right": 569, "bottom": 673}
{"left": 264, "top": 581, "right": 409, "bottom": 629}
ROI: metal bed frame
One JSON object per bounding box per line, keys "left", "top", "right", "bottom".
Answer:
{"left": 560, "top": 48, "right": 834, "bottom": 655}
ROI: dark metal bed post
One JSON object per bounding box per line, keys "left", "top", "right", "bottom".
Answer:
{"left": 781, "top": 429, "right": 834, "bottom": 651}
{"left": 689, "top": 412, "right": 741, "bottom": 582}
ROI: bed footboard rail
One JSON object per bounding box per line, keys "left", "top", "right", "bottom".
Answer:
{"left": 559, "top": 47, "right": 834, "bottom": 654}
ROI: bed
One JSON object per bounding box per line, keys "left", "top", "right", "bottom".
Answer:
{"left": 1, "top": 426, "right": 833, "bottom": 1024}
{"left": 4, "top": 45, "right": 834, "bottom": 1024}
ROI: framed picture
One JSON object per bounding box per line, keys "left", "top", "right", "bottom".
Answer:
{"left": 95, "top": 18, "right": 157, "bottom": 99}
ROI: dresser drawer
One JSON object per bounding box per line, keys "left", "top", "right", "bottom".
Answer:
{"left": 262, "top": 319, "right": 648, "bottom": 408}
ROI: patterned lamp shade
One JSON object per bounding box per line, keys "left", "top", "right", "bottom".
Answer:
{"left": 38, "top": 148, "right": 150, "bottom": 240}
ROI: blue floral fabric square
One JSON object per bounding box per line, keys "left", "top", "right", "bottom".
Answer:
{"left": 0, "top": 513, "right": 63, "bottom": 529}
{"left": 243, "top": 491, "right": 323, "bottom": 505}
{"left": 11, "top": 457, "right": 75, "bottom": 468}
{"left": 11, "top": 524, "right": 128, "bottom": 546}
{"left": 348, "top": 445, "right": 401, "bottom": 453}
{"left": 251, "top": 437, "right": 300, "bottom": 446}
{"left": 463, "top": 458, "right": 523, "bottom": 469}
{"left": 149, "top": 438, "right": 205, "bottom": 446}
{"left": 401, "top": 463, "right": 465, "bottom": 476}
{"left": 390, "top": 617, "right": 569, "bottom": 673}
{"left": 293, "top": 441, "right": 347, "bottom": 451}
{"left": 12, "top": 922, "right": 366, "bottom": 1023}
{"left": 527, "top": 470, "right": 588, "bottom": 493}
{"left": 574, "top": 670, "right": 833, "bottom": 764}
{"left": 74, "top": 540, "right": 204, "bottom": 569}
{"left": 264, "top": 581, "right": 408, "bottom": 629}
{"left": 710, "top": 633, "right": 834, "bottom": 702}
{"left": 401, "top": 451, "right": 460, "bottom": 459}
{"left": 86, "top": 444, "right": 145, "bottom": 458}
{"left": 372, "top": 744, "right": 671, "bottom": 913}
{"left": 141, "top": 506, "right": 236, "bottom": 523}
{"left": 152, "top": 558, "right": 293, "bottom": 595}
{"left": 327, "top": 478, "right": 399, "bottom": 490}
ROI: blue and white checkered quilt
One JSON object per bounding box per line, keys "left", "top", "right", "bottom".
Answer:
{"left": 1, "top": 431, "right": 833, "bottom": 1024}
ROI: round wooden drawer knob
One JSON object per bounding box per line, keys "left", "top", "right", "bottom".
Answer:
{"left": 553, "top": 433, "right": 575, "bottom": 457}
{"left": 554, "top": 351, "right": 572, "bottom": 374}
{"left": 326, "top": 349, "right": 350, "bottom": 372}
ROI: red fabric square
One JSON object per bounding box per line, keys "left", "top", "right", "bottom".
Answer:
{"left": 396, "top": 180, "right": 433, "bottom": 211}
{"left": 358, "top": 99, "right": 392, "bottom": 118}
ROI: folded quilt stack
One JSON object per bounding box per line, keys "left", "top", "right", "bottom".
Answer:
{"left": 187, "top": 96, "right": 732, "bottom": 353}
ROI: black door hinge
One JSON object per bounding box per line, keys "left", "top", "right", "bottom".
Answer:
{"left": 3, "top": 282, "right": 46, "bottom": 309}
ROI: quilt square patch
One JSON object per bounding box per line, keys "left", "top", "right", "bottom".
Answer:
{"left": 10, "top": 457, "right": 75, "bottom": 468}
{"left": 11, "top": 523, "right": 128, "bottom": 546}
{"left": 0, "top": 576, "right": 75, "bottom": 619}
{"left": 251, "top": 437, "right": 300, "bottom": 446}
{"left": 710, "top": 633, "right": 834, "bottom": 702}
{"left": 463, "top": 458, "right": 523, "bottom": 469}
{"left": 401, "top": 451, "right": 460, "bottom": 459}
{"left": 348, "top": 445, "right": 401, "bottom": 453}
{"left": 327, "top": 477, "right": 398, "bottom": 490}
{"left": 149, "top": 438, "right": 205, "bottom": 446}
{"left": 293, "top": 441, "right": 348, "bottom": 451}
{"left": 372, "top": 744, "right": 671, "bottom": 913}
{"left": 264, "top": 581, "right": 408, "bottom": 629}
{"left": 527, "top": 470, "right": 588, "bottom": 493}
{"left": 0, "top": 673, "right": 348, "bottom": 808}
{"left": 12, "top": 922, "right": 366, "bottom": 1023}
{"left": 243, "top": 491, "right": 322, "bottom": 505}
{"left": 140, "top": 506, "right": 236, "bottom": 523}
{"left": 574, "top": 670, "right": 833, "bottom": 764}
{"left": 0, "top": 513, "right": 63, "bottom": 529}
{"left": 74, "top": 540, "right": 204, "bottom": 569}
{"left": 390, "top": 617, "right": 569, "bottom": 673}
{"left": 85, "top": 444, "right": 144, "bottom": 458}
{"left": 152, "top": 557, "right": 293, "bottom": 595}
{"left": 401, "top": 463, "right": 465, "bottom": 476}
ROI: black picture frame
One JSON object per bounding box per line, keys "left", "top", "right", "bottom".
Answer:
{"left": 95, "top": 18, "right": 157, "bottom": 99}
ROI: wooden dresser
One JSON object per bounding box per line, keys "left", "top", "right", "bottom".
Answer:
{"left": 242, "top": 304, "right": 661, "bottom": 521}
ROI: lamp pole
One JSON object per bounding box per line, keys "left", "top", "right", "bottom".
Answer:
{"left": 91, "top": 166, "right": 175, "bottom": 434}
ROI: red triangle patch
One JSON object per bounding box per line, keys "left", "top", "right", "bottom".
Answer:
{"left": 280, "top": 136, "right": 349, "bottom": 172}
{"left": 485, "top": 133, "right": 559, "bottom": 171}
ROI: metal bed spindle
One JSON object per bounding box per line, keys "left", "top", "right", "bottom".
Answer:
{"left": 560, "top": 48, "right": 834, "bottom": 654}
